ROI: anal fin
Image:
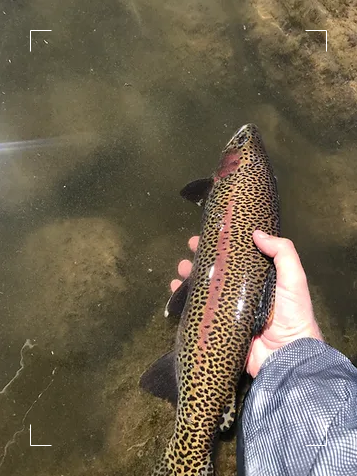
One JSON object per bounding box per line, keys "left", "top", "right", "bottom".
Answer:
{"left": 139, "top": 351, "right": 178, "bottom": 406}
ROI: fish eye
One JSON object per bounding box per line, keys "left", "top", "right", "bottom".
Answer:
{"left": 237, "top": 133, "right": 248, "bottom": 148}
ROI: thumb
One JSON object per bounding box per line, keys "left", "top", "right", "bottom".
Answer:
{"left": 253, "top": 230, "right": 307, "bottom": 289}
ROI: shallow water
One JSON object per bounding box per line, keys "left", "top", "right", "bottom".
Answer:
{"left": 0, "top": 0, "right": 357, "bottom": 475}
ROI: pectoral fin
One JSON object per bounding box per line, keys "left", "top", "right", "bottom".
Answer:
{"left": 164, "top": 278, "right": 190, "bottom": 318}
{"left": 253, "top": 263, "right": 276, "bottom": 335}
{"left": 180, "top": 178, "right": 213, "bottom": 206}
{"left": 139, "top": 351, "right": 178, "bottom": 406}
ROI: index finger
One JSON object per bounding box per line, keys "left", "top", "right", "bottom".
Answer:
{"left": 188, "top": 236, "right": 199, "bottom": 252}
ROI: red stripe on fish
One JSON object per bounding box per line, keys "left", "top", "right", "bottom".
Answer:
{"left": 198, "top": 195, "right": 235, "bottom": 353}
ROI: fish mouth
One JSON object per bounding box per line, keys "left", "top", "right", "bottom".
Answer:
{"left": 223, "top": 123, "right": 260, "bottom": 152}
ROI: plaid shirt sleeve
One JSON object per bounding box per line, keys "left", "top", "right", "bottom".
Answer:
{"left": 238, "top": 338, "right": 357, "bottom": 476}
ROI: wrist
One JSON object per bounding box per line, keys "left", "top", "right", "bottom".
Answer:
{"left": 247, "top": 320, "right": 324, "bottom": 378}
{"left": 287, "top": 318, "right": 324, "bottom": 343}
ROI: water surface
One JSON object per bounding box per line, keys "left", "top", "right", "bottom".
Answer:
{"left": 0, "top": 1, "right": 356, "bottom": 475}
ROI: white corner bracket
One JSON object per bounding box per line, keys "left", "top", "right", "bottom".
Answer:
{"left": 305, "top": 425, "right": 328, "bottom": 447}
{"left": 305, "top": 30, "right": 328, "bottom": 52}
{"left": 30, "top": 30, "right": 52, "bottom": 52}
{"left": 29, "top": 424, "right": 52, "bottom": 447}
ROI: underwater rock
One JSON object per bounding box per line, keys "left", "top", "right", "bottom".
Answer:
{"left": 238, "top": 0, "right": 357, "bottom": 140}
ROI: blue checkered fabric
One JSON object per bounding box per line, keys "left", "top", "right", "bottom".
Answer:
{"left": 239, "top": 338, "right": 357, "bottom": 475}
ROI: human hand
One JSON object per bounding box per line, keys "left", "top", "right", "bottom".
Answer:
{"left": 171, "top": 230, "right": 323, "bottom": 378}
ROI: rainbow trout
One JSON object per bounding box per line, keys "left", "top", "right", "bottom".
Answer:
{"left": 140, "top": 124, "right": 280, "bottom": 475}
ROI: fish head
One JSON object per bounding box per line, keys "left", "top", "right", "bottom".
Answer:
{"left": 216, "top": 123, "right": 265, "bottom": 179}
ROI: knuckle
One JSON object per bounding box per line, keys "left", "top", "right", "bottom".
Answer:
{"left": 281, "top": 238, "right": 294, "bottom": 250}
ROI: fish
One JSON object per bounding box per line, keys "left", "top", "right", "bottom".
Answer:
{"left": 140, "top": 123, "right": 281, "bottom": 475}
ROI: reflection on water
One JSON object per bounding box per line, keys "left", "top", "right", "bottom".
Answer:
{"left": 0, "top": 0, "right": 357, "bottom": 475}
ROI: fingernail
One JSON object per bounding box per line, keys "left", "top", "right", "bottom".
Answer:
{"left": 256, "top": 230, "right": 269, "bottom": 239}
